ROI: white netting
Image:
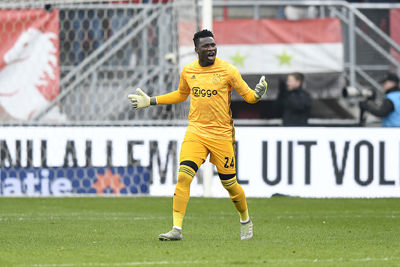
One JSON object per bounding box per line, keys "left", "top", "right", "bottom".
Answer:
{"left": 0, "top": 0, "right": 198, "bottom": 125}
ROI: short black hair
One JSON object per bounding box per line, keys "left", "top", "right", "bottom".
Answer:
{"left": 289, "top": 72, "right": 304, "bottom": 83}
{"left": 193, "top": 29, "right": 214, "bottom": 47}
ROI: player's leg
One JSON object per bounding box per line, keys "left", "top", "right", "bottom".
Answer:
{"left": 218, "top": 172, "right": 249, "bottom": 223}
{"left": 209, "top": 139, "right": 253, "bottom": 240}
{"left": 158, "top": 158, "right": 203, "bottom": 241}
{"left": 208, "top": 139, "right": 249, "bottom": 222}
{"left": 218, "top": 169, "right": 253, "bottom": 241}
{"left": 158, "top": 132, "right": 207, "bottom": 241}
{"left": 172, "top": 158, "right": 203, "bottom": 230}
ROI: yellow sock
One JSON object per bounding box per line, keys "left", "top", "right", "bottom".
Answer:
{"left": 221, "top": 176, "right": 250, "bottom": 222}
{"left": 172, "top": 165, "right": 195, "bottom": 228}
{"left": 239, "top": 209, "right": 249, "bottom": 223}
{"left": 172, "top": 212, "right": 184, "bottom": 229}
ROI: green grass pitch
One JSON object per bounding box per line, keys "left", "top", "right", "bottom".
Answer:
{"left": 0, "top": 197, "right": 399, "bottom": 266}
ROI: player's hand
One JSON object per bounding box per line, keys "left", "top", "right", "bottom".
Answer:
{"left": 128, "top": 88, "right": 151, "bottom": 110}
{"left": 255, "top": 76, "right": 268, "bottom": 99}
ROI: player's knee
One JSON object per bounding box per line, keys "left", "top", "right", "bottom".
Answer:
{"left": 177, "top": 172, "right": 193, "bottom": 187}
{"left": 177, "top": 160, "right": 198, "bottom": 186}
{"left": 219, "top": 173, "right": 237, "bottom": 190}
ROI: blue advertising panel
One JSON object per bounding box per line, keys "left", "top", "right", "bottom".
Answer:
{"left": 0, "top": 166, "right": 150, "bottom": 196}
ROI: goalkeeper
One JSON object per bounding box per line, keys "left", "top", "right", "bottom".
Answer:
{"left": 129, "top": 30, "right": 267, "bottom": 241}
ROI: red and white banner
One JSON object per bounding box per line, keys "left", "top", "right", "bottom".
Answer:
{"left": 0, "top": 9, "right": 61, "bottom": 121}
{"left": 390, "top": 9, "right": 400, "bottom": 63}
{"left": 180, "top": 18, "right": 344, "bottom": 74}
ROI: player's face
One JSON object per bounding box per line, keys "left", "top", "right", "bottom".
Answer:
{"left": 196, "top": 37, "right": 217, "bottom": 67}
{"left": 287, "top": 75, "right": 301, "bottom": 91}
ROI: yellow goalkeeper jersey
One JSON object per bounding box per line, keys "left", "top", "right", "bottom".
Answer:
{"left": 177, "top": 57, "right": 258, "bottom": 140}
{"left": 156, "top": 57, "right": 259, "bottom": 140}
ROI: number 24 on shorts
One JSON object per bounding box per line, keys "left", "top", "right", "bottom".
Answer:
{"left": 224, "top": 157, "right": 235, "bottom": 168}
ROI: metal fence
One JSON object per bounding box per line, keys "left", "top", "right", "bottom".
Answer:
{"left": 51, "top": 1, "right": 195, "bottom": 125}
{"left": 0, "top": 0, "right": 197, "bottom": 125}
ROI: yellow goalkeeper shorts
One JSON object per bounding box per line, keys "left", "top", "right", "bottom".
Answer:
{"left": 179, "top": 131, "right": 236, "bottom": 175}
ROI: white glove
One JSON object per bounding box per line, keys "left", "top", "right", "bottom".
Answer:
{"left": 128, "top": 88, "right": 151, "bottom": 110}
{"left": 254, "top": 76, "right": 268, "bottom": 99}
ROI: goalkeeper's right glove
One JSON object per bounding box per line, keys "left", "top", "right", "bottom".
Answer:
{"left": 128, "top": 88, "right": 152, "bottom": 110}
{"left": 254, "top": 76, "right": 268, "bottom": 99}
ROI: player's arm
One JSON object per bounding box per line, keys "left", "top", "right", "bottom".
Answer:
{"left": 156, "top": 90, "right": 189, "bottom": 105}
{"left": 128, "top": 88, "right": 189, "bottom": 110}
{"left": 230, "top": 67, "right": 268, "bottom": 103}
{"left": 128, "top": 70, "right": 190, "bottom": 110}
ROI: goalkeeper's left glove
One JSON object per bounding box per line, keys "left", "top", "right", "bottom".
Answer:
{"left": 128, "top": 88, "right": 152, "bottom": 110}
{"left": 254, "top": 75, "right": 268, "bottom": 99}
